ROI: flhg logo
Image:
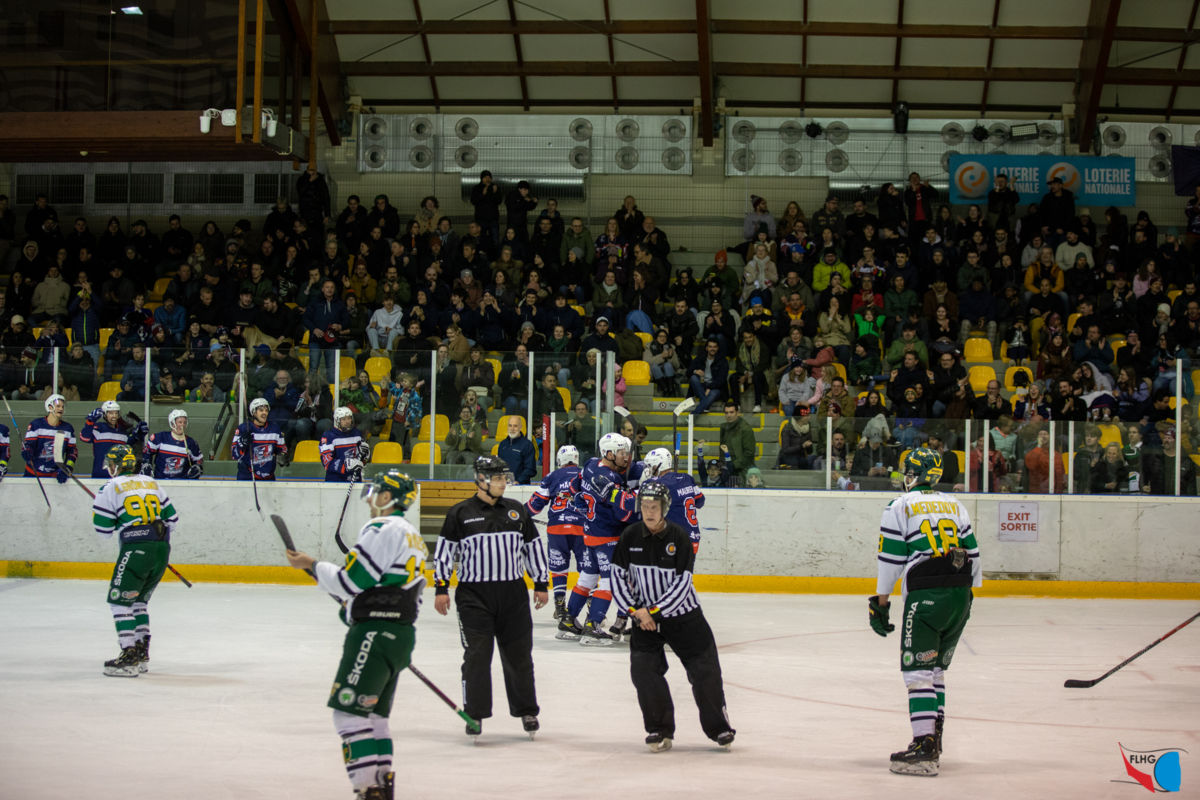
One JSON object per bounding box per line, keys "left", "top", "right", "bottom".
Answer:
{"left": 954, "top": 162, "right": 989, "bottom": 199}
{"left": 1116, "top": 743, "right": 1185, "bottom": 793}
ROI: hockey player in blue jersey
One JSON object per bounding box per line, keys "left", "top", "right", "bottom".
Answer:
{"left": 231, "top": 397, "right": 287, "bottom": 481}
{"left": 563, "top": 432, "right": 639, "bottom": 646}
{"left": 526, "top": 445, "right": 586, "bottom": 621}
{"left": 0, "top": 422, "right": 9, "bottom": 483}
{"left": 319, "top": 406, "right": 370, "bottom": 483}
{"left": 23, "top": 394, "right": 76, "bottom": 482}
{"left": 142, "top": 409, "right": 203, "bottom": 479}
{"left": 642, "top": 448, "right": 706, "bottom": 554}
{"left": 80, "top": 400, "right": 149, "bottom": 478}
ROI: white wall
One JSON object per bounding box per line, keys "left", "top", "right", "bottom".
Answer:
{"left": 4, "top": 481, "right": 1197, "bottom": 586}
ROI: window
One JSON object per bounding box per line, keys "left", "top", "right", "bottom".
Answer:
{"left": 254, "top": 173, "right": 289, "bottom": 205}
{"left": 95, "top": 173, "right": 165, "bottom": 204}
{"left": 15, "top": 174, "right": 84, "bottom": 205}
{"left": 174, "top": 173, "right": 244, "bottom": 204}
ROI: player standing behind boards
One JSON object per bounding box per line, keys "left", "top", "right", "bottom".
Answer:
{"left": 526, "top": 445, "right": 586, "bottom": 621}
{"left": 320, "top": 406, "right": 370, "bottom": 483}
{"left": 611, "top": 481, "right": 735, "bottom": 753}
{"left": 433, "top": 455, "right": 549, "bottom": 739}
{"left": 641, "top": 447, "right": 705, "bottom": 554}
{"left": 231, "top": 396, "right": 287, "bottom": 481}
{"left": 0, "top": 421, "right": 9, "bottom": 483}
{"left": 141, "top": 409, "right": 203, "bottom": 479}
{"left": 285, "top": 470, "right": 428, "bottom": 800}
{"left": 562, "top": 432, "right": 638, "bottom": 645}
{"left": 91, "top": 444, "right": 180, "bottom": 677}
{"left": 79, "top": 400, "right": 148, "bottom": 478}
{"left": 869, "top": 446, "right": 981, "bottom": 777}
{"left": 23, "top": 393, "right": 76, "bottom": 482}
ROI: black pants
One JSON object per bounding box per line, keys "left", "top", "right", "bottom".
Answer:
{"left": 455, "top": 580, "right": 538, "bottom": 720}
{"left": 629, "top": 609, "right": 732, "bottom": 741}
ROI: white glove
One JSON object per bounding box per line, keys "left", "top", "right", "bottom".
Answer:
{"left": 344, "top": 457, "right": 363, "bottom": 472}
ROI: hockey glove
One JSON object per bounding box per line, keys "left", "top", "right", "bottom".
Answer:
{"left": 186, "top": 464, "right": 203, "bottom": 479}
{"left": 132, "top": 421, "right": 149, "bottom": 440}
{"left": 86, "top": 407, "right": 104, "bottom": 424}
{"left": 0, "top": 462, "right": 7, "bottom": 483}
{"left": 56, "top": 463, "right": 74, "bottom": 484}
{"left": 356, "top": 441, "right": 371, "bottom": 461}
{"left": 141, "top": 461, "right": 155, "bottom": 476}
{"left": 868, "top": 595, "right": 894, "bottom": 637}
{"left": 344, "top": 457, "right": 363, "bottom": 474}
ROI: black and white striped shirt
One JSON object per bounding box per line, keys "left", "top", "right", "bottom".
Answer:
{"left": 434, "top": 495, "right": 549, "bottom": 591}
{"left": 611, "top": 520, "right": 700, "bottom": 620}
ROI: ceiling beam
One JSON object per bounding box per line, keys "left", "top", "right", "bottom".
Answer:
{"left": 979, "top": 0, "right": 1002, "bottom": 115}
{"left": 1164, "top": 0, "right": 1200, "bottom": 120}
{"left": 505, "top": 0, "right": 530, "bottom": 111}
{"left": 412, "top": 0, "right": 440, "bottom": 110}
{"left": 800, "top": 0, "right": 808, "bottom": 108}
{"left": 891, "top": 0, "right": 905, "bottom": 106}
{"left": 1074, "top": 0, "right": 1123, "bottom": 152}
{"left": 602, "top": 0, "right": 619, "bottom": 109}
{"left": 696, "top": 0, "right": 714, "bottom": 146}
{"left": 268, "top": 0, "right": 342, "bottom": 146}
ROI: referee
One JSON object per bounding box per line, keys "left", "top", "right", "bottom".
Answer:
{"left": 434, "top": 455, "right": 550, "bottom": 738}
{"left": 611, "top": 482, "right": 735, "bottom": 752}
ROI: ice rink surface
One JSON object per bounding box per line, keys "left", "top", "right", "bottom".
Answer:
{"left": 0, "top": 579, "right": 1197, "bottom": 800}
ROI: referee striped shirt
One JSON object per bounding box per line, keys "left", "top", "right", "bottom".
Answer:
{"left": 611, "top": 520, "right": 700, "bottom": 620}
{"left": 434, "top": 495, "right": 549, "bottom": 590}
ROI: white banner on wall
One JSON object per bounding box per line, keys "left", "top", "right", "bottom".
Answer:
{"left": 998, "top": 502, "right": 1039, "bottom": 542}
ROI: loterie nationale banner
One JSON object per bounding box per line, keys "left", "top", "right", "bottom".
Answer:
{"left": 948, "top": 154, "right": 1136, "bottom": 207}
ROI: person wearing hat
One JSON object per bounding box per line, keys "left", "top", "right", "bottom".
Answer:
{"left": 580, "top": 315, "right": 618, "bottom": 360}
{"left": 2, "top": 313, "right": 34, "bottom": 360}
{"left": 700, "top": 250, "right": 740, "bottom": 308}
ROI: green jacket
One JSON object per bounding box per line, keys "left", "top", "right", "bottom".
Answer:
{"left": 883, "top": 288, "right": 919, "bottom": 321}
{"left": 719, "top": 417, "right": 757, "bottom": 473}
{"left": 885, "top": 338, "right": 929, "bottom": 370}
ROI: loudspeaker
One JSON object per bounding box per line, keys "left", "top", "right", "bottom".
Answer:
{"left": 892, "top": 103, "right": 909, "bottom": 135}
{"left": 454, "top": 146, "right": 478, "bottom": 169}
{"left": 408, "top": 145, "right": 433, "bottom": 169}
{"left": 615, "top": 118, "right": 640, "bottom": 142}
{"left": 454, "top": 117, "right": 479, "bottom": 141}
{"left": 1148, "top": 152, "right": 1172, "bottom": 178}
{"left": 662, "top": 118, "right": 687, "bottom": 143}
{"left": 362, "top": 116, "right": 388, "bottom": 139}
{"left": 364, "top": 146, "right": 386, "bottom": 169}
{"left": 1149, "top": 126, "right": 1173, "bottom": 146}
{"left": 615, "top": 146, "right": 639, "bottom": 170}
{"left": 1102, "top": 125, "right": 1127, "bottom": 148}
{"left": 409, "top": 117, "right": 433, "bottom": 140}
{"left": 569, "top": 146, "right": 592, "bottom": 170}
{"left": 569, "top": 117, "right": 593, "bottom": 141}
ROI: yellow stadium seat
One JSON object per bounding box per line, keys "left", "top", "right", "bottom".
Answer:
{"left": 364, "top": 356, "right": 391, "bottom": 384}
{"left": 98, "top": 327, "right": 115, "bottom": 350}
{"left": 495, "top": 415, "right": 526, "bottom": 438}
{"left": 571, "top": 305, "right": 586, "bottom": 317}
{"left": 339, "top": 356, "right": 357, "bottom": 381}
{"left": 372, "top": 442, "right": 405, "bottom": 464}
{"left": 634, "top": 331, "right": 652, "bottom": 347}
{"left": 1096, "top": 424, "right": 1123, "bottom": 448}
{"left": 150, "top": 277, "right": 171, "bottom": 302}
{"left": 950, "top": 450, "right": 965, "bottom": 474}
{"left": 298, "top": 354, "right": 310, "bottom": 371}
{"left": 999, "top": 340, "right": 1009, "bottom": 362}
{"left": 623, "top": 359, "right": 651, "bottom": 386}
{"left": 97, "top": 381, "right": 121, "bottom": 403}
{"left": 831, "top": 362, "right": 847, "bottom": 384}
{"left": 419, "top": 414, "right": 450, "bottom": 440}
{"left": 1110, "top": 340, "right": 1125, "bottom": 364}
{"left": 411, "top": 442, "right": 442, "bottom": 465}
{"left": 963, "top": 338, "right": 993, "bottom": 363}
{"left": 490, "top": 442, "right": 501, "bottom": 455}
{"left": 32, "top": 327, "right": 42, "bottom": 340}
{"left": 1168, "top": 289, "right": 1182, "bottom": 303}
{"left": 556, "top": 386, "right": 571, "bottom": 410}
{"left": 967, "top": 365, "right": 997, "bottom": 393}
{"left": 292, "top": 440, "right": 321, "bottom": 463}
{"left": 486, "top": 358, "right": 503, "bottom": 385}
{"left": 301, "top": 330, "right": 310, "bottom": 344}
{"left": 144, "top": 301, "right": 161, "bottom": 312}
{"left": 1003, "top": 366, "right": 1034, "bottom": 391}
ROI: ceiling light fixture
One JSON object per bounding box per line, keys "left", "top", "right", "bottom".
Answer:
{"left": 120, "top": 6, "right": 144, "bottom": 14}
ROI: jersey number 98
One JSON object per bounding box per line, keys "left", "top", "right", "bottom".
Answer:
{"left": 918, "top": 518, "right": 960, "bottom": 557}
{"left": 123, "top": 495, "right": 162, "bottom": 524}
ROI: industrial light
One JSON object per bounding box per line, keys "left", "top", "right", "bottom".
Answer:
{"left": 120, "top": 6, "right": 144, "bottom": 14}
{"left": 1008, "top": 122, "right": 1039, "bottom": 141}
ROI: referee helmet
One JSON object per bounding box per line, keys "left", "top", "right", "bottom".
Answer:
{"left": 638, "top": 481, "right": 672, "bottom": 514}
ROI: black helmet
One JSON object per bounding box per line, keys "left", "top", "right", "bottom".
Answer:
{"left": 474, "top": 455, "right": 509, "bottom": 478}
{"left": 637, "top": 481, "right": 672, "bottom": 514}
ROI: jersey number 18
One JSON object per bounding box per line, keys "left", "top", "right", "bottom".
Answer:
{"left": 918, "top": 518, "right": 960, "bottom": 556}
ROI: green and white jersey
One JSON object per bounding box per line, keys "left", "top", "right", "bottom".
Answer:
{"left": 314, "top": 514, "right": 429, "bottom": 623}
{"left": 876, "top": 488, "right": 981, "bottom": 596}
{"left": 92, "top": 474, "right": 179, "bottom": 541}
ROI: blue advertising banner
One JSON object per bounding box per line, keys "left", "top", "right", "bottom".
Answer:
{"left": 948, "top": 154, "right": 1136, "bottom": 207}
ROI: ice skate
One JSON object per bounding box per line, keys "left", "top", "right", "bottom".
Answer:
{"left": 645, "top": 733, "right": 672, "bottom": 753}
{"left": 521, "top": 715, "right": 539, "bottom": 739}
{"left": 555, "top": 618, "right": 585, "bottom": 640}
{"left": 934, "top": 714, "right": 943, "bottom": 755}
{"left": 103, "top": 646, "right": 141, "bottom": 678}
{"left": 579, "top": 619, "right": 615, "bottom": 646}
{"left": 716, "top": 731, "right": 735, "bottom": 750}
{"left": 607, "top": 615, "right": 629, "bottom": 642}
{"left": 552, "top": 597, "right": 566, "bottom": 620}
{"left": 134, "top": 635, "right": 150, "bottom": 673}
{"left": 889, "top": 735, "right": 939, "bottom": 776}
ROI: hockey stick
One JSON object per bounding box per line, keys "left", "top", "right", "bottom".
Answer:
{"left": 2, "top": 393, "right": 51, "bottom": 510}
{"left": 332, "top": 473, "right": 358, "bottom": 554}
{"left": 53, "top": 434, "right": 193, "bottom": 588}
{"left": 1064, "top": 610, "right": 1200, "bottom": 688}
{"left": 270, "top": 513, "right": 479, "bottom": 732}
{"left": 238, "top": 372, "right": 261, "bottom": 513}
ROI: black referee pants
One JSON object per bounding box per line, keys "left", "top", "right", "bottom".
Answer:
{"left": 629, "top": 609, "right": 732, "bottom": 741}
{"left": 455, "top": 580, "right": 538, "bottom": 721}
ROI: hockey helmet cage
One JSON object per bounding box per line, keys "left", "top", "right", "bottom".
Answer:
{"left": 105, "top": 444, "right": 138, "bottom": 476}
{"left": 555, "top": 445, "right": 580, "bottom": 468}
{"left": 643, "top": 448, "right": 673, "bottom": 477}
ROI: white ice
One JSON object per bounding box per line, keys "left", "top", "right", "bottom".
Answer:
{"left": 0, "top": 580, "right": 1197, "bottom": 800}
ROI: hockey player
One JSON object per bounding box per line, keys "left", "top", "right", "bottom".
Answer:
{"left": 142, "top": 409, "right": 203, "bottom": 479}
{"left": 564, "top": 432, "right": 638, "bottom": 645}
{"left": 23, "top": 393, "right": 76, "bottom": 482}
{"left": 611, "top": 481, "right": 735, "bottom": 753}
{"left": 642, "top": 448, "right": 705, "bottom": 554}
{"left": 79, "top": 401, "right": 149, "bottom": 479}
{"left": 285, "top": 470, "right": 428, "bottom": 800}
{"left": 320, "top": 406, "right": 371, "bottom": 483}
{"left": 92, "top": 444, "right": 180, "bottom": 678}
{"left": 870, "top": 447, "right": 981, "bottom": 777}
{"left": 0, "top": 422, "right": 8, "bottom": 483}
{"left": 526, "top": 444, "right": 586, "bottom": 620}
{"left": 231, "top": 396, "right": 287, "bottom": 481}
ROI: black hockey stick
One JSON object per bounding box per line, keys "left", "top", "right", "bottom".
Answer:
{"left": 53, "top": 434, "right": 193, "bottom": 588}
{"left": 3, "top": 393, "right": 51, "bottom": 510}
{"left": 238, "top": 372, "right": 261, "bottom": 513}
{"left": 1065, "top": 610, "right": 1200, "bottom": 688}
{"left": 270, "top": 513, "right": 479, "bottom": 732}
{"left": 332, "top": 473, "right": 358, "bottom": 554}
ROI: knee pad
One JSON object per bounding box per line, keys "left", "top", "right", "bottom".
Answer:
{"left": 902, "top": 669, "right": 935, "bottom": 692}
{"left": 596, "top": 575, "right": 611, "bottom": 594}
{"left": 575, "top": 571, "right": 598, "bottom": 591}
{"left": 369, "top": 712, "right": 390, "bottom": 742}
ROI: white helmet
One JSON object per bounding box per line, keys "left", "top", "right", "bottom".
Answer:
{"left": 168, "top": 409, "right": 188, "bottom": 431}
{"left": 334, "top": 406, "right": 354, "bottom": 427}
{"left": 599, "top": 432, "right": 632, "bottom": 459}
{"left": 556, "top": 445, "right": 580, "bottom": 468}
{"left": 643, "top": 448, "right": 673, "bottom": 477}
{"left": 101, "top": 400, "right": 121, "bottom": 414}
{"left": 44, "top": 393, "right": 65, "bottom": 413}
{"left": 249, "top": 397, "right": 270, "bottom": 415}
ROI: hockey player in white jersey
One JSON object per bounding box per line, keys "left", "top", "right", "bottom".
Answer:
{"left": 286, "top": 469, "right": 429, "bottom": 800}
{"left": 91, "top": 444, "right": 180, "bottom": 677}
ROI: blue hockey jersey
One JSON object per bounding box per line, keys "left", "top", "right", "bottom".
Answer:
{"left": 527, "top": 465, "right": 584, "bottom": 529}
{"left": 319, "top": 426, "right": 366, "bottom": 482}
{"left": 230, "top": 420, "right": 286, "bottom": 480}
{"left": 0, "top": 423, "right": 9, "bottom": 477}
{"left": 142, "top": 432, "right": 203, "bottom": 479}
{"left": 23, "top": 417, "right": 76, "bottom": 477}
{"left": 570, "top": 457, "right": 638, "bottom": 544}
{"left": 656, "top": 470, "right": 706, "bottom": 549}
{"left": 79, "top": 417, "right": 135, "bottom": 478}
